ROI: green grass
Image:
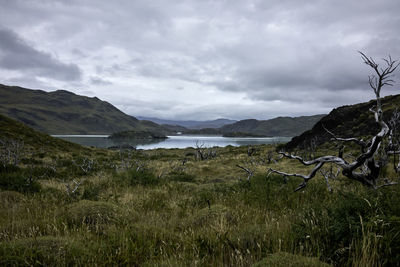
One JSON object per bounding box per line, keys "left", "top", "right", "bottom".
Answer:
{"left": 1, "top": 137, "right": 400, "bottom": 266}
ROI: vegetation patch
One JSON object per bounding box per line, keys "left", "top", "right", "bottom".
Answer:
{"left": 0, "top": 190, "right": 25, "bottom": 205}
{"left": 64, "top": 200, "right": 121, "bottom": 227}
{"left": 252, "top": 252, "right": 331, "bottom": 267}
{"left": 0, "top": 165, "right": 41, "bottom": 193}
{"left": 117, "top": 168, "right": 160, "bottom": 186}
{"left": 0, "top": 236, "right": 94, "bottom": 266}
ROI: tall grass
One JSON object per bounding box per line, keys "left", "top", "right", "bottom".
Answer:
{"left": 1, "top": 144, "right": 399, "bottom": 266}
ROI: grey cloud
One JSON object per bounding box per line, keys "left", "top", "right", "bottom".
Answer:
{"left": 0, "top": 28, "right": 81, "bottom": 81}
{"left": 0, "top": 0, "right": 399, "bottom": 120}
{"left": 71, "top": 48, "right": 87, "bottom": 58}
{"left": 90, "top": 77, "right": 112, "bottom": 86}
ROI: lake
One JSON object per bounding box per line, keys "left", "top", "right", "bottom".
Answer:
{"left": 52, "top": 135, "right": 292, "bottom": 150}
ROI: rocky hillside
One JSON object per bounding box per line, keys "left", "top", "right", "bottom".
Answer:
{"left": 284, "top": 94, "right": 400, "bottom": 151}
{"left": 0, "top": 84, "right": 166, "bottom": 135}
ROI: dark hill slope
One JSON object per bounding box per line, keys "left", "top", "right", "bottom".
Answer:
{"left": 219, "top": 115, "right": 325, "bottom": 137}
{"left": 0, "top": 113, "right": 84, "bottom": 153}
{"left": 0, "top": 84, "right": 165, "bottom": 135}
{"left": 284, "top": 94, "right": 400, "bottom": 151}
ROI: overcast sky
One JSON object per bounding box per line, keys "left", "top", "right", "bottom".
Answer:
{"left": 1, "top": 0, "right": 400, "bottom": 120}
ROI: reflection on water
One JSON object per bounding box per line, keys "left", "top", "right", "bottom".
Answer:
{"left": 52, "top": 135, "right": 291, "bottom": 150}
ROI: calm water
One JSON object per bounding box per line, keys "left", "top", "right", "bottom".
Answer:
{"left": 52, "top": 135, "right": 291, "bottom": 150}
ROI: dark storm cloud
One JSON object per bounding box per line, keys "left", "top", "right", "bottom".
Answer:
{"left": 0, "top": 28, "right": 81, "bottom": 81}
{"left": 0, "top": 0, "right": 399, "bottom": 119}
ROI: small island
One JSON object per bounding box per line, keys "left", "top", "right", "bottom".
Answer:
{"left": 108, "top": 130, "right": 168, "bottom": 140}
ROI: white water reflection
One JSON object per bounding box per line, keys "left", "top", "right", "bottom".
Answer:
{"left": 52, "top": 135, "right": 291, "bottom": 149}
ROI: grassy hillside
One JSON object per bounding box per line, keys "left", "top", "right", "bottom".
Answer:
{"left": 0, "top": 113, "right": 83, "bottom": 153}
{"left": 285, "top": 94, "right": 400, "bottom": 150}
{"left": 1, "top": 114, "right": 400, "bottom": 266}
{"left": 0, "top": 84, "right": 166, "bottom": 135}
{"left": 219, "top": 115, "right": 325, "bottom": 137}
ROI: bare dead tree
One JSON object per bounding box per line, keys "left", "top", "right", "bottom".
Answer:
{"left": 269, "top": 52, "right": 400, "bottom": 191}
{"left": 300, "top": 136, "right": 318, "bottom": 160}
{"left": 258, "top": 150, "right": 277, "bottom": 165}
{"left": 195, "top": 141, "right": 217, "bottom": 161}
{"left": 66, "top": 178, "right": 85, "bottom": 197}
{"left": 0, "top": 138, "right": 24, "bottom": 167}
{"left": 319, "top": 169, "right": 333, "bottom": 193}
{"left": 72, "top": 157, "right": 95, "bottom": 174}
{"left": 247, "top": 146, "right": 256, "bottom": 156}
{"left": 236, "top": 164, "right": 254, "bottom": 181}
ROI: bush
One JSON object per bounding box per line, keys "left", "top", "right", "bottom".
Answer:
{"left": 0, "top": 165, "right": 41, "bottom": 193}
{"left": 0, "top": 190, "right": 25, "bottom": 205}
{"left": 0, "top": 236, "right": 94, "bottom": 266}
{"left": 326, "top": 192, "right": 373, "bottom": 245}
{"left": 191, "top": 204, "right": 234, "bottom": 227}
{"left": 119, "top": 169, "right": 159, "bottom": 186}
{"left": 166, "top": 171, "right": 196, "bottom": 183}
{"left": 65, "top": 200, "right": 120, "bottom": 227}
{"left": 82, "top": 183, "right": 101, "bottom": 201}
{"left": 235, "top": 174, "right": 291, "bottom": 208}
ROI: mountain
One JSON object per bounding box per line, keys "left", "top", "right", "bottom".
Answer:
{"left": 284, "top": 94, "right": 400, "bottom": 151}
{"left": 219, "top": 115, "right": 326, "bottom": 137}
{"left": 137, "top": 116, "right": 237, "bottom": 129}
{"left": 0, "top": 84, "right": 325, "bottom": 138}
{"left": 0, "top": 84, "right": 167, "bottom": 135}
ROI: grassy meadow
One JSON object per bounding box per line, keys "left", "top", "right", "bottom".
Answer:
{"left": 1, "top": 135, "right": 400, "bottom": 267}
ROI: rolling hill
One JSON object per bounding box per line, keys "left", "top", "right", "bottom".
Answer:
{"left": 0, "top": 84, "right": 166, "bottom": 135}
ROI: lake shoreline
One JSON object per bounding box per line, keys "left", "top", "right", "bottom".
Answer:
{"left": 52, "top": 134, "right": 292, "bottom": 150}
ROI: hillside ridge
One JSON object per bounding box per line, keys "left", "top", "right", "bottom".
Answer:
{"left": 0, "top": 84, "right": 163, "bottom": 135}
{"left": 284, "top": 94, "right": 400, "bottom": 150}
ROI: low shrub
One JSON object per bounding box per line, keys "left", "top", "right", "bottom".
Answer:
{"left": 118, "top": 169, "right": 159, "bottom": 186}
{"left": 64, "top": 200, "right": 120, "bottom": 227}
{"left": 0, "top": 236, "right": 94, "bottom": 266}
{"left": 82, "top": 183, "right": 101, "bottom": 201}
{"left": 0, "top": 165, "right": 41, "bottom": 193}
{"left": 0, "top": 190, "right": 25, "bottom": 205}
{"left": 166, "top": 171, "right": 196, "bottom": 183}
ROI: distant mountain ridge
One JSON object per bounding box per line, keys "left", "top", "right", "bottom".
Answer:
{"left": 140, "top": 115, "right": 325, "bottom": 137}
{"left": 0, "top": 84, "right": 166, "bottom": 135}
{"left": 137, "top": 116, "right": 237, "bottom": 129}
{"left": 218, "top": 115, "right": 326, "bottom": 137}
